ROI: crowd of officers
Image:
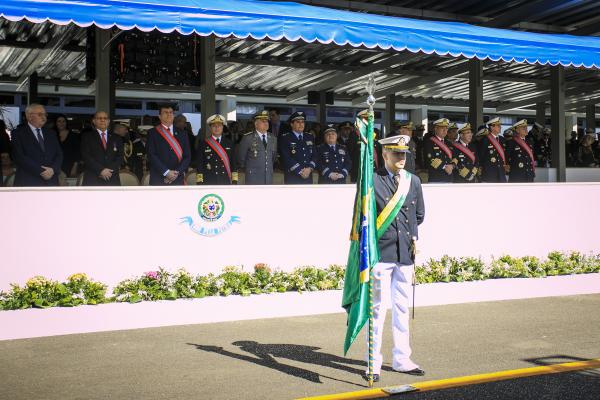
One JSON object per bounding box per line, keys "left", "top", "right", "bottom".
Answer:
{"left": 3, "top": 102, "right": 598, "bottom": 187}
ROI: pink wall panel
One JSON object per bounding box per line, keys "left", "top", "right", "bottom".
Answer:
{"left": 1, "top": 183, "right": 599, "bottom": 290}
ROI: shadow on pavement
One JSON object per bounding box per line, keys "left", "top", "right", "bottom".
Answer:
{"left": 523, "top": 354, "right": 600, "bottom": 377}
{"left": 188, "top": 340, "right": 392, "bottom": 386}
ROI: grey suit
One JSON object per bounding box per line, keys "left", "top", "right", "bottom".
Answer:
{"left": 237, "top": 131, "right": 277, "bottom": 185}
{"left": 373, "top": 168, "right": 425, "bottom": 265}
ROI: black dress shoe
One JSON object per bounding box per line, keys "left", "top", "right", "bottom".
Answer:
{"left": 396, "top": 367, "right": 425, "bottom": 376}
{"left": 362, "top": 372, "right": 380, "bottom": 382}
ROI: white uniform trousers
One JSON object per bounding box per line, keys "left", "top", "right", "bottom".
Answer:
{"left": 367, "top": 262, "right": 418, "bottom": 374}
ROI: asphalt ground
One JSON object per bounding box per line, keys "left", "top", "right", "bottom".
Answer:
{"left": 0, "top": 294, "right": 599, "bottom": 400}
{"left": 395, "top": 370, "right": 600, "bottom": 400}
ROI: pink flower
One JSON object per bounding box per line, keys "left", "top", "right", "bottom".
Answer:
{"left": 145, "top": 271, "right": 159, "bottom": 280}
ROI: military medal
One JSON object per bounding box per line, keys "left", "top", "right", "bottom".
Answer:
{"left": 491, "top": 157, "right": 496, "bottom": 163}
{"left": 206, "top": 164, "right": 211, "bottom": 170}
{"left": 291, "top": 149, "right": 296, "bottom": 154}
{"left": 518, "top": 162, "right": 524, "bottom": 168}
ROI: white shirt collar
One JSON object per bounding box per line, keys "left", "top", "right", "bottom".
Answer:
{"left": 256, "top": 130, "right": 267, "bottom": 137}
{"left": 211, "top": 135, "right": 222, "bottom": 141}
{"left": 162, "top": 124, "right": 174, "bottom": 132}
{"left": 460, "top": 139, "right": 469, "bottom": 146}
{"left": 96, "top": 128, "right": 107, "bottom": 135}
{"left": 28, "top": 123, "right": 42, "bottom": 133}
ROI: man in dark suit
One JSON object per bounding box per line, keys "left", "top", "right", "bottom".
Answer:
{"left": 268, "top": 108, "right": 289, "bottom": 139}
{"left": 146, "top": 105, "right": 191, "bottom": 185}
{"left": 196, "top": 114, "right": 238, "bottom": 185}
{"left": 80, "top": 111, "right": 124, "bottom": 186}
{"left": 366, "top": 134, "right": 425, "bottom": 383}
{"left": 478, "top": 117, "right": 508, "bottom": 182}
{"left": 11, "top": 104, "right": 63, "bottom": 186}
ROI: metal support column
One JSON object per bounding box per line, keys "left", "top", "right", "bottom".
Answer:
{"left": 536, "top": 102, "right": 546, "bottom": 125}
{"left": 586, "top": 104, "right": 597, "bottom": 132}
{"left": 550, "top": 66, "right": 566, "bottom": 182}
{"left": 316, "top": 90, "right": 327, "bottom": 129}
{"left": 27, "top": 72, "right": 38, "bottom": 105}
{"left": 468, "top": 59, "right": 483, "bottom": 130}
{"left": 94, "top": 28, "right": 115, "bottom": 118}
{"left": 384, "top": 94, "right": 395, "bottom": 137}
{"left": 200, "top": 35, "right": 216, "bottom": 138}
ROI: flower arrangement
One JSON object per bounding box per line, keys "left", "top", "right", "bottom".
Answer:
{"left": 1, "top": 252, "right": 599, "bottom": 311}
{"left": 0, "top": 273, "right": 107, "bottom": 310}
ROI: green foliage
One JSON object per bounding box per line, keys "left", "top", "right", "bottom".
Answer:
{"left": 0, "top": 274, "right": 107, "bottom": 310}
{"left": 2, "top": 252, "right": 599, "bottom": 311}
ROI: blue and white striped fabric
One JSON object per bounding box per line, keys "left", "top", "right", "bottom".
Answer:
{"left": 1, "top": 0, "right": 599, "bottom": 68}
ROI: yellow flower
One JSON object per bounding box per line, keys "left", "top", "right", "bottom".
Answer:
{"left": 68, "top": 273, "right": 88, "bottom": 281}
{"left": 26, "top": 276, "right": 50, "bottom": 288}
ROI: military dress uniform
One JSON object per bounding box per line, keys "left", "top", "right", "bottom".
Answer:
{"left": 534, "top": 133, "right": 551, "bottom": 168}
{"left": 478, "top": 117, "right": 507, "bottom": 183}
{"left": 424, "top": 118, "right": 454, "bottom": 183}
{"left": 197, "top": 136, "right": 237, "bottom": 184}
{"left": 278, "top": 111, "right": 316, "bottom": 184}
{"left": 196, "top": 114, "right": 238, "bottom": 185}
{"left": 315, "top": 126, "right": 351, "bottom": 184}
{"left": 237, "top": 111, "right": 277, "bottom": 185}
{"left": 393, "top": 121, "right": 417, "bottom": 174}
{"left": 507, "top": 120, "right": 536, "bottom": 183}
{"left": 368, "top": 134, "right": 425, "bottom": 381}
{"left": 451, "top": 124, "right": 479, "bottom": 183}
{"left": 130, "top": 126, "right": 151, "bottom": 181}
{"left": 337, "top": 121, "right": 361, "bottom": 183}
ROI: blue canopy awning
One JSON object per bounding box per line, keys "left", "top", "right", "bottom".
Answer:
{"left": 1, "top": 0, "right": 599, "bottom": 69}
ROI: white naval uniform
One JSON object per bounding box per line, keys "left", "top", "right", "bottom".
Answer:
{"left": 367, "top": 262, "right": 418, "bottom": 374}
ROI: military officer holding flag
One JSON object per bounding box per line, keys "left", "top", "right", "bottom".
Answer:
{"left": 196, "top": 114, "right": 238, "bottom": 185}
{"left": 367, "top": 134, "right": 425, "bottom": 382}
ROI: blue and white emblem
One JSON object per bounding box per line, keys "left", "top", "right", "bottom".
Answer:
{"left": 199, "top": 194, "right": 225, "bottom": 222}
{"left": 180, "top": 194, "right": 240, "bottom": 237}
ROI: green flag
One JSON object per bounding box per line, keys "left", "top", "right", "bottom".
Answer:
{"left": 341, "top": 110, "right": 379, "bottom": 355}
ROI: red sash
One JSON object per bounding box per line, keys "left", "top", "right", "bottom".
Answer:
{"left": 452, "top": 141, "right": 476, "bottom": 163}
{"left": 430, "top": 136, "right": 453, "bottom": 159}
{"left": 156, "top": 125, "right": 183, "bottom": 162}
{"left": 487, "top": 134, "right": 506, "bottom": 164}
{"left": 513, "top": 136, "right": 535, "bottom": 172}
{"left": 206, "top": 137, "right": 232, "bottom": 181}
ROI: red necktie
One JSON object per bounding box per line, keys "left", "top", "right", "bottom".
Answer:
{"left": 101, "top": 131, "right": 107, "bottom": 150}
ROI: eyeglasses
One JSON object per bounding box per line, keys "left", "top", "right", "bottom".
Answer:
{"left": 31, "top": 112, "right": 48, "bottom": 117}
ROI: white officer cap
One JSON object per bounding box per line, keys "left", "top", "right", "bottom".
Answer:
{"left": 379, "top": 134, "right": 411, "bottom": 153}
{"left": 433, "top": 118, "right": 450, "bottom": 127}
{"left": 206, "top": 114, "right": 227, "bottom": 126}
{"left": 487, "top": 117, "right": 501, "bottom": 126}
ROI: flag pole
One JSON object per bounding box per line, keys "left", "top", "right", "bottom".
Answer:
{"left": 366, "top": 75, "right": 376, "bottom": 388}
